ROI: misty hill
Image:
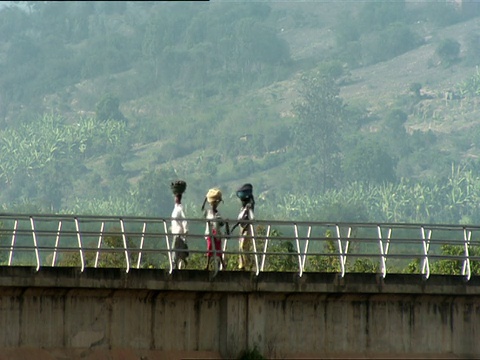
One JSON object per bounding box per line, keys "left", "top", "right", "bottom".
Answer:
{"left": 1, "top": 1, "right": 480, "bottom": 225}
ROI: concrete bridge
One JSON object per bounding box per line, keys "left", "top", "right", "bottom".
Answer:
{"left": 1, "top": 213, "right": 480, "bottom": 359}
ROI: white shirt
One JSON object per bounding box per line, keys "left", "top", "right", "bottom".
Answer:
{"left": 171, "top": 203, "right": 188, "bottom": 235}
{"left": 237, "top": 204, "right": 254, "bottom": 221}
{"left": 237, "top": 203, "right": 254, "bottom": 231}
{"left": 204, "top": 209, "right": 224, "bottom": 236}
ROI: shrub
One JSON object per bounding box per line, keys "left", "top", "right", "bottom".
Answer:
{"left": 435, "top": 38, "right": 461, "bottom": 67}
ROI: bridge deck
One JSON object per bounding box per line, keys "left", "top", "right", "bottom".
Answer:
{"left": 0, "top": 265, "right": 479, "bottom": 294}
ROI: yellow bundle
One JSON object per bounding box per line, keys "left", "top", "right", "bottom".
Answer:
{"left": 206, "top": 188, "right": 222, "bottom": 205}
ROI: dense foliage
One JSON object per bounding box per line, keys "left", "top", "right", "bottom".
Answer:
{"left": 0, "top": 1, "right": 480, "bottom": 230}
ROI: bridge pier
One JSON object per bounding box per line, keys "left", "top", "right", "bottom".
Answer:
{"left": 0, "top": 267, "right": 478, "bottom": 359}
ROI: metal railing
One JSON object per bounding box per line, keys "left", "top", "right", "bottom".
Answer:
{"left": 1, "top": 213, "right": 479, "bottom": 280}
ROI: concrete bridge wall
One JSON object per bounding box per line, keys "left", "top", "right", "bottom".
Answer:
{"left": 0, "top": 267, "right": 479, "bottom": 360}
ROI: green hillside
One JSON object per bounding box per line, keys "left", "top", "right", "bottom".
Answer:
{"left": 1, "top": 1, "right": 480, "bottom": 224}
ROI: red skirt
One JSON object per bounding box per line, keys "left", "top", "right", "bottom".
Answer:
{"left": 206, "top": 229, "right": 222, "bottom": 258}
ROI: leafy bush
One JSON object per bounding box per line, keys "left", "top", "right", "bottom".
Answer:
{"left": 435, "top": 38, "right": 461, "bottom": 67}
{"left": 430, "top": 244, "right": 480, "bottom": 275}
{"left": 95, "top": 93, "right": 126, "bottom": 123}
{"left": 342, "top": 138, "right": 397, "bottom": 185}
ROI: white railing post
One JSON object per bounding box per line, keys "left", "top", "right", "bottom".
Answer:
{"left": 345, "top": 227, "right": 351, "bottom": 271}
{"left": 165, "top": 220, "right": 173, "bottom": 274}
{"left": 250, "top": 224, "right": 260, "bottom": 276}
{"left": 421, "top": 226, "right": 432, "bottom": 279}
{"left": 137, "top": 222, "right": 147, "bottom": 269}
{"left": 294, "top": 224, "right": 304, "bottom": 277}
{"left": 119, "top": 219, "right": 130, "bottom": 273}
{"left": 260, "top": 225, "right": 271, "bottom": 272}
{"left": 30, "top": 217, "right": 41, "bottom": 272}
{"left": 74, "top": 217, "right": 85, "bottom": 273}
{"left": 8, "top": 219, "right": 18, "bottom": 266}
{"left": 462, "top": 228, "right": 471, "bottom": 281}
{"left": 94, "top": 221, "right": 105, "bottom": 268}
{"left": 222, "top": 225, "right": 228, "bottom": 266}
{"left": 335, "top": 225, "right": 347, "bottom": 278}
{"left": 52, "top": 220, "right": 62, "bottom": 267}
{"left": 377, "top": 226, "right": 392, "bottom": 278}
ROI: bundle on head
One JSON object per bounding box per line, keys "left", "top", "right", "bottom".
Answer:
{"left": 171, "top": 180, "right": 187, "bottom": 195}
{"left": 206, "top": 188, "right": 222, "bottom": 206}
{"left": 236, "top": 183, "right": 253, "bottom": 201}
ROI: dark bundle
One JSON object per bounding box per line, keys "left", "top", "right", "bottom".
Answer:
{"left": 171, "top": 180, "right": 187, "bottom": 195}
{"left": 236, "top": 183, "right": 253, "bottom": 201}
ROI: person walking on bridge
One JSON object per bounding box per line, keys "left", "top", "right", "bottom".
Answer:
{"left": 202, "top": 188, "right": 228, "bottom": 271}
{"left": 170, "top": 180, "right": 189, "bottom": 269}
{"left": 231, "top": 183, "right": 255, "bottom": 271}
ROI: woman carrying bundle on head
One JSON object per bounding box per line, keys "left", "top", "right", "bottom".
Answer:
{"left": 232, "top": 183, "right": 255, "bottom": 271}
{"left": 170, "top": 180, "right": 189, "bottom": 270}
{"left": 202, "top": 188, "right": 228, "bottom": 271}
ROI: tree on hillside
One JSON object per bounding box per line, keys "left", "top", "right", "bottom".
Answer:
{"left": 343, "top": 137, "right": 396, "bottom": 185}
{"left": 435, "top": 38, "right": 461, "bottom": 67}
{"left": 292, "top": 70, "right": 346, "bottom": 193}
{"left": 95, "top": 93, "right": 126, "bottom": 123}
{"left": 381, "top": 108, "right": 411, "bottom": 160}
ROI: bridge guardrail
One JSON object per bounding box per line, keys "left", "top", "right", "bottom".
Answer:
{"left": 0, "top": 213, "right": 479, "bottom": 280}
